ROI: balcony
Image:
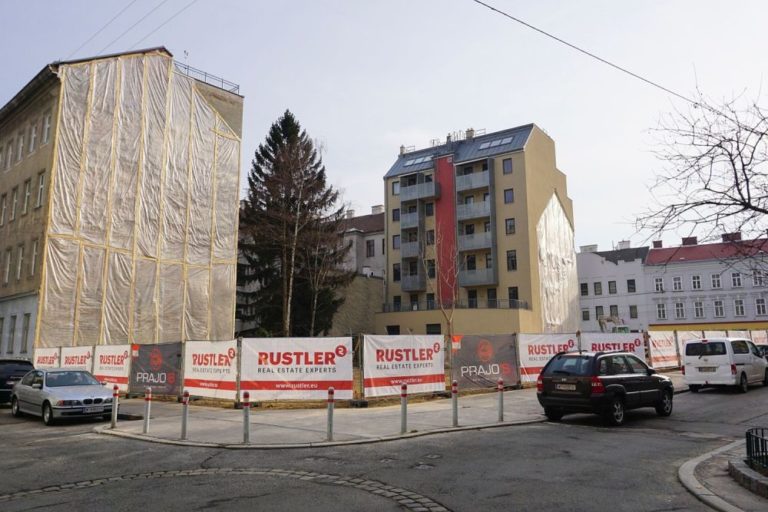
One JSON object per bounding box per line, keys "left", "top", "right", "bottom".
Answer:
{"left": 456, "top": 171, "right": 490, "bottom": 192}
{"left": 381, "top": 298, "right": 529, "bottom": 312}
{"left": 458, "top": 268, "right": 497, "bottom": 287}
{"left": 401, "top": 272, "right": 426, "bottom": 292}
{"left": 457, "top": 231, "right": 492, "bottom": 252}
{"left": 400, "top": 212, "right": 419, "bottom": 229}
{"left": 456, "top": 201, "right": 491, "bottom": 221}
{"left": 400, "top": 241, "right": 420, "bottom": 258}
{"left": 400, "top": 181, "right": 440, "bottom": 202}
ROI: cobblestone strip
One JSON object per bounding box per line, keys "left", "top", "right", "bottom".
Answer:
{"left": 0, "top": 467, "right": 452, "bottom": 511}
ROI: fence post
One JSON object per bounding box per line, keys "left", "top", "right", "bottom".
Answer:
{"left": 327, "top": 387, "right": 335, "bottom": 442}
{"left": 400, "top": 383, "right": 408, "bottom": 434}
{"left": 181, "top": 390, "right": 190, "bottom": 440}
{"left": 497, "top": 379, "right": 504, "bottom": 422}
{"left": 111, "top": 385, "right": 119, "bottom": 429}
{"left": 236, "top": 337, "right": 243, "bottom": 408}
{"left": 452, "top": 380, "right": 458, "bottom": 427}
{"left": 242, "top": 391, "right": 250, "bottom": 444}
{"left": 142, "top": 386, "right": 152, "bottom": 434}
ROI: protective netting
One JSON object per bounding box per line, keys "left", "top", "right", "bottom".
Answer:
{"left": 38, "top": 51, "right": 240, "bottom": 347}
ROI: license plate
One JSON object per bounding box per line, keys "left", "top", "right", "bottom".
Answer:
{"left": 698, "top": 367, "right": 716, "bottom": 373}
{"left": 555, "top": 383, "right": 576, "bottom": 391}
{"left": 84, "top": 406, "right": 104, "bottom": 414}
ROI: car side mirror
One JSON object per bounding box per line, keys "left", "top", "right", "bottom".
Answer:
{"left": 32, "top": 383, "right": 42, "bottom": 389}
{"left": 647, "top": 368, "right": 657, "bottom": 375}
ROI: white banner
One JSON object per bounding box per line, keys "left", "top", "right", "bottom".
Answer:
{"left": 517, "top": 333, "right": 577, "bottom": 383}
{"left": 363, "top": 335, "right": 445, "bottom": 397}
{"left": 93, "top": 345, "right": 131, "bottom": 391}
{"left": 581, "top": 333, "right": 647, "bottom": 363}
{"left": 183, "top": 340, "right": 238, "bottom": 400}
{"left": 648, "top": 331, "right": 679, "bottom": 368}
{"left": 60, "top": 346, "right": 94, "bottom": 371}
{"left": 751, "top": 330, "right": 768, "bottom": 345}
{"left": 241, "top": 337, "right": 353, "bottom": 400}
{"left": 33, "top": 347, "right": 61, "bottom": 369}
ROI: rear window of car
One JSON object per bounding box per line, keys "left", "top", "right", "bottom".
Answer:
{"left": 543, "top": 354, "right": 593, "bottom": 376}
{"left": 0, "top": 361, "right": 34, "bottom": 374}
{"left": 685, "top": 342, "right": 726, "bottom": 356}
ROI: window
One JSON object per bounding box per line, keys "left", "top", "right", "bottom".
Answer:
{"left": 714, "top": 300, "right": 724, "bottom": 317}
{"left": 487, "top": 288, "right": 497, "bottom": 308}
{"left": 485, "top": 253, "right": 493, "bottom": 269}
{"left": 627, "top": 279, "right": 636, "bottom": 293}
{"left": 732, "top": 272, "right": 742, "bottom": 287}
{"left": 392, "top": 208, "right": 400, "bottom": 222}
{"left": 467, "top": 289, "right": 478, "bottom": 308}
{"left": 381, "top": 238, "right": 385, "bottom": 255}
{"left": 692, "top": 275, "right": 701, "bottom": 290}
{"left": 5, "top": 142, "right": 12, "bottom": 170}
{"left": 734, "top": 299, "right": 745, "bottom": 316}
{"left": 508, "top": 286, "right": 519, "bottom": 302}
{"left": 392, "top": 181, "right": 400, "bottom": 196}
{"left": 502, "top": 158, "right": 512, "bottom": 174}
{"left": 22, "top": 179, "right": 31, "bottom": 215}
{"left": 29, "top": 123, "right": 37, "bottom": 153}
{"left": 427, "top": 259, "right": 435, "bottom": 278}
{"left": 30, "top": 239, "right": 38, "bottom": 276}
{"left": 504, "top": 188, "right": 514, "bottom": 204}
{"left": 608, "top": 281, "right": 617, "bottom": 294}
{"left": 0, "top": 317, "right": 3, "bottom": 354}
{"left": 506, "top": 250, "right": 517, "bottom": 271}
{"left": 580, "top": 283, "right": 588, "bottom": 296}
{"left": 37, "top": 171, "right": 45, "bottom": 207}
{"left": 20, "top": 313, "right": 30, "bottom": 354}
{"left": 582, "top": 309, "right": 590, "bottom": 321}
{"left": 426, "top": 229, "right": 435, "bottom": 245}
{"left": 753, "top": 270, "right": 767, "bottom": 287}
{"left": 625, "top": 355, "right": 648, "bottom": 374}
{"left": 426, "top": 293, "right": 435, "bottom": 310}
{"left": 594, "top": 282, "right": 602, "bottom": 295}
{"left": 426, "top": 323, "right": 442, "bottom": 335}
{"left": 465, "top": 224, "right": 475, "bottom": 235}
{"left": 0, "top": 194, "right": 5, "bottom": 226}
{"left": 0, "top": 146, "right": 3, "bottom": 169}
{"left": 16, "top": 132, "right": 24, "bottom": 162}
{"left": 15, "top": 245, "right": 23, "bottom": 280}
{"left": 7, "top": 316, "right": 16, "bottom": 354}
{"left": 366, "top": 240, "right": 375, "bottom": 258}
{"left": 711, "top": 274, "right": 721, "bottom": 289}
{"left": 731, "top": 340, "right": 749, "bottom": 355}
{"left": 392, "top": 263, "right": 401, "bottom": 282}
{"left": 757, "top": 298, "right": 767, "bottom": 316}
{"left": 656, "top": 303, "right": 667, "bottom": 320}
{"left": 392, "top": 234, "right": 400, "bottom": 250}
{"left": 505, "top": 218, "right": 515, "bottom": 234}
{"left": 386, "top": 325, "right": 400, "bottom": 335}
{"left": 483, "top": 192, "right": 490, "bottom": 202}
{"left": 410, "top": 293, "right": 419, "bottom": 310}
{"left": 10, "top": 187, "right": 18, "bottom": 221}
{"left": 393, "top": 296, "right": 401, "bottom": 312}
{"left": 609, "top": 305, "right": 619, "bottom": 317}
{"left": 3, "top": 249, "right": 10, "bottom": 284}
{"left": 465, "top": 254, "right": 476, "bottom": 271}
{"left": 464, "top": 195, "right": 474, "bottom": 205}
{"left": 42, "top": 110, "right": 52, "bottom": 144}
{"left": 672, "top": 276, "right": 682, "bottom": 291}
{"left": 462, "top": 165, "right": 473, "bottom": 175}
{"left": 425, "top": 202, "right": 434, "bottom": 216}
{"left": 484, "top": 220, "right": 491, "bottom": 232}
{"left": 694, "top": 301, "right": 704, "bottom": 318}
{"left": 596, "top": 305, "right": 604, "bottom": 318}
{"left": 629, "top": 305, "right": 638, "bottom": 319}
{"left": 675, "top": 302, "right": 684, "bottom": 319}
{"left": 654, "top": 277, "right": 664, "bottom": 292}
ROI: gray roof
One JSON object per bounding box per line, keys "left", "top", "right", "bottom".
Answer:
{"left": 384, "top": 124, "right": 534, "bottom": 179}
{"left": 593, "top": 247, "right": 650, "bottom": 265}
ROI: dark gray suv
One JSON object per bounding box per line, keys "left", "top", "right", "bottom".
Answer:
{"left": 0, "top": 359, "right": 34, "bottom": 404}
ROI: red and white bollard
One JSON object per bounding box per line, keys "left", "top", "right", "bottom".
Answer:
{"left": 497, "top": 378, "right": 504, "bottom": 422}
{"left": 400, "top": 383, "right": 408, "bottom": 434}
{"left": 242, "top": 391, "right": 251, "bottom": 444}
{"left": 452, "top": 380, "right": 458, "bottom": 427}
{"left": 110, "top": 385, "right": 119, "bottom": 429}
{"left": 181, "top": 390, "right": 190, "bottom": 440}
{"left": 142, "top": 386, "right": 152, "bottom": 434}
{"left": 327, "top": 387, "right": 335, "bottom": 442}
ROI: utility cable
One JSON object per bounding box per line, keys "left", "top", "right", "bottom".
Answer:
{"left": 129, "top": 0, "right": 199, "bottom": 50}
{"left": 66, "top": 0, "right": 140, "bottom": 59}
{"left": 96, "top": 0, "right": 170, "bottom": 55}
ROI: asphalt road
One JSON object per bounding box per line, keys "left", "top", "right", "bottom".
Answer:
{"left": 1, "top": 385, "right": 766, "bottom": 512}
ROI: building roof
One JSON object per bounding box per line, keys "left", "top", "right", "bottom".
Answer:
{"left": 645, "top": 238, "right": 768, "bottom": 266}
{"left": 592, "top": 247, "right": 650, "bottom": 265}
{"left": 384, "top": 124, "right": 535, "bottom": 179}
{"left": 341, "top": 212, "right": 384, "bottom": 235}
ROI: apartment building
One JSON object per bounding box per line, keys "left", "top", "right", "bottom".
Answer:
{"left": 340, "top": 205, "right": 385, "bottom": 277}
{"left": 0, "top": 47, "right": 243, "bottom": 356}
{"left": 375, "top": 124, "right": 579, "bottom": 335}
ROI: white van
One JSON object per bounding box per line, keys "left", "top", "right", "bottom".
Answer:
{"left": 683, "top": 338, "right": 768, "bottom": 393}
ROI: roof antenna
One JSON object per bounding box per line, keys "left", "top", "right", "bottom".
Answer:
{"left": 183, "top": 50, "right": 189, "bottom": 64}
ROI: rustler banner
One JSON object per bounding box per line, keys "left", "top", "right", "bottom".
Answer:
{"left": 33, "top": 347, "right": 61, "bottom": 369}
{"left": 517, "top": 333, "right": 577, "bottom": 383}
{"left": 129, "top": 342, "right": 183, "bottom": 395}
{"left": 580, "top": 333, "right": 647, "bottom": 363}
{"left": 363, "top": 335, "right": 445, "bottom": 397}
{"left": 648, "top": 331, "right": 679, "bottom": 369}
{"left": 60, "top": 346, "right": 94, "bottom": 372}
{"left": 93, "top": 345, "right": 132, "bottom": 391}
{"left": 183, "top": 340, "right": 238, "bottom": 400}
{"left": 240, "top": 337, "right": 353, "bottom": 400}
{"left": 453, "top": 334, "right": 520, "bottom": 389}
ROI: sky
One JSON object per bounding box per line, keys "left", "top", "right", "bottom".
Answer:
{"left": 2, "top": 0, "right": 767, "bottom": 250}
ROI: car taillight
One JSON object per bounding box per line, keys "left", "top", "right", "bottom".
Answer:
{"left": 731, "top": 364, "right": 737, "bottom": 375}
{"left": 590, "top": 376, "right": 606, "bottom": 394}
{"left": 536, "top": 375, "right": 543, "bottom": 392}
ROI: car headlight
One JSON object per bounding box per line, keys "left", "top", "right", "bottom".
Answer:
{"left": 104, "top": 398, "right": 113, "bottom": 404}
{"left": 56, "top": 400, "right": 83, "bottom": 406}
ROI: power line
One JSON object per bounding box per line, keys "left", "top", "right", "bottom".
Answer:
{"left": 129, "top": 0, "right": 200, "bottom": 50}
{"left": 66, "top": 0, "right": 140, "bottom": 59}
{"left": 96, "top": 0, "right": 170, "bottom": 55}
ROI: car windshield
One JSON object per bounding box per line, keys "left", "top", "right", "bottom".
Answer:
{"left": 0, "top": 362, "right": 34, "bottom": 373}
{"left": 45, "top": 371, "right": 100, "bottom": 387}
{"left": 543, "top": 354, "right": 592, "bottom": 376}
{"left": 685, "top": 342, "right": 726, "bottom": 356}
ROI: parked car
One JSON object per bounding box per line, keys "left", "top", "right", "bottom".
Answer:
{"left": 683, "top": 338, "right": 768, "bottom": 393}
{"left": 536, "top": 350, "right": 674, "bottom": 426}
{"left": 11, "top": 369, "right": 114, "bottom": 425}
{"left": 0, "top": 359, "right": 34, "bottom": 404}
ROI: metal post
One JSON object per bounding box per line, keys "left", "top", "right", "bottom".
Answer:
{"left": 400, "top": 383, "right": 408, "bottom": 434}
{"left": 327, "top": 387, "right": 335, "bottom": 442}
{"left": 181, "top": 390, "right": 190, "bottom": 440}
{"left": 497, "top": 379, "right": 504, "bottom": 422}
{"left": 142, "top": 386, "right": 152, "bottom": 434}
{"left": 111, "top": 385, "right": 119, "bottom": 429}
{"left": 452, "top": 380, "right": 458, "bottom": 427}
{"left": 243, "top": 391, "right": 251, "bottom": 444}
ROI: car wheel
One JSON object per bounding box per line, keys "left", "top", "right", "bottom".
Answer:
{"left": 688, "top": 385, "right": 700, "bottom": 393}
{"left": 42, "top": 402, "right": 56, "bottom": 426}
{"left": 763, "top": 370, "right": 768, "bottom": 387}
{"left": 737, "top": 373, "right": 748, "bottom": 394}
{"left": 544, "top": 407, "right": 563, "bottom": 421}
{"left": 655, "top": 390, "right": 673, "bottom": 417}
{"left": 603, "top": 397, "right": 625, "bottom": 426}
{"left": 11, "top": 397, "right": 23, "bottom": 417}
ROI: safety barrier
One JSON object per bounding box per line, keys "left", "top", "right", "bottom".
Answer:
{"left": 746, "top": 427, "right": 768, "bottom": 473}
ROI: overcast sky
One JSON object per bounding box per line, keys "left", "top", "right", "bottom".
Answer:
{"left": 2, "top": 1, "right": 766, "bottom": 250}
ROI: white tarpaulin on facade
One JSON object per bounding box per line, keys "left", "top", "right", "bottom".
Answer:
{"left": 363, "top": 335, "right": 445, "bottom": 397}
{"left": 648, "top": 331, "right": 679, "bottom": 368}
{"left": 93, "top": 344, "right": 131, "bottom": 391}
{"left": 183, "top": 340, "right": 238, "bottom": 400}
{"left": 60, "top": 346, "right": 94, "bottom": 371}
{"left": 517, "top": 333, "right": 578, "bottom": 383}
{"left": 580, "top": 333, "right": 647, "bottom": 363}
{"left": 33, "top": 347, "right": 61, "bottom": 369}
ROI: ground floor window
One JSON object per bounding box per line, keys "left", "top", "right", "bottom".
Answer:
{"left": 426, "top": 323, "right": 441, "bottom": 335}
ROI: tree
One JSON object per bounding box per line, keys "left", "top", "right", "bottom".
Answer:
{"left": 238, "top": 110, "right": 349, "bottom": 336}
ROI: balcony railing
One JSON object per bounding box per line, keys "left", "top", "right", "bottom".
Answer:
{"left": 400, "top": 272, "right": 426, "bottom": 291}
{"left": 458, "top": 267, "right": 497, "bottom": 287}
{"left": 400, "top": 181, "right": 440, "bottom": 202}
{"left": 457, "top": 231, "right": 492, "bottom": 252}
{"left": 456, "top": 171, "right": 490, "bottom": 192}
{"left": 400, "top": 212, "right": 419, "bottom": 229}
{"left": 381, "top": 298, "right": 529, "bottom": 313}
{"left": 456, "top": 201, "right": 491, "bottom": 221}
{"left": 400, "top": 241, "right": 420, "bottom": 258}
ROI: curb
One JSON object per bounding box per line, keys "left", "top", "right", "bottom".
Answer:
{"left": 95, "top": 417, "right": 546, "bottom": 449}
{"left": 678, "top": 439, "right": 745, "bottom": 512}
{"left": 728, "top": 458, "right": 768, "bottom": 499}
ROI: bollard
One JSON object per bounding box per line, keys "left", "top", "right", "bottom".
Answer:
{"left": 400, "top": 383, "right": 408, "bottom": 434}
{"left": 452, "top": 380, "right": 458, "bottom": 427}
{"left": 497, "top": 378, "right": 504, "bottom": 422}
{"left": 242, "top": 391, "right": 251, "bottom": 444}
{"left": 327, "top": 387, "right": 335, "bottom": 442}
{"left": 181, "top": 390, "right": 190, "bottom": 440}
{"left": 111, "top": 385, "right": 119, "bottom": 429}
{"left": 142, "top": 386, "right": 152, "bottom": 434}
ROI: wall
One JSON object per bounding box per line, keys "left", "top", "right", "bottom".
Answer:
{"left": 328, "top": 275, "right": 384, "bottom": 336}
{"left": 0, "top": 294, "right": 38, "bottom": 356}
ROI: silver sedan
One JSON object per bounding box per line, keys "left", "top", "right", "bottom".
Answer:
{"left": 11, "top": 369, "right": 114, "bottom": 426}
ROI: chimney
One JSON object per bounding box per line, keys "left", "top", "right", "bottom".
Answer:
{"left": 399, "top": 145, "right": 406, "bottom": 156}
{"left": 653, "top": 240, "right": 663, "bottom": 248}
{"left": 682, "top": 236, "right": 698, "bottom": 246}
{"left": 346, "top": 209, "right": 355, "bottom": 219}
{"left": 466, "top": 128, "right": 475, "bottom": 139}
{"left": 617, "top": 240, "right": 631, "bottom": 250}
{"left": 371, "top": 205, "right": 384, "bottom": 215}
{"left": 580, "top": 244, "right": 598, "bottom": 253}
{"left": 446, "top": 133, "right": 452, "bottom": 143}
{"left": 722, "top": 232, "right": 742, "bottom": 242}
